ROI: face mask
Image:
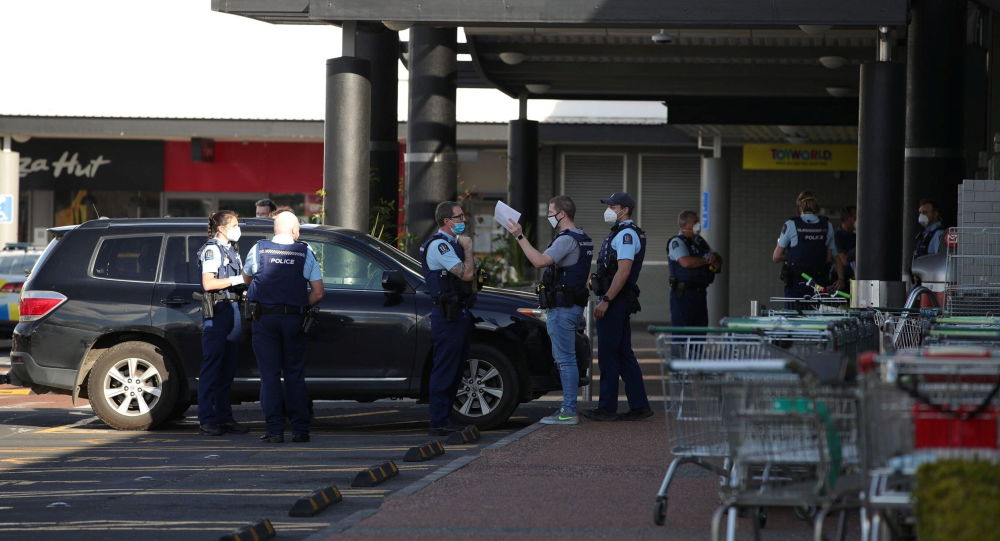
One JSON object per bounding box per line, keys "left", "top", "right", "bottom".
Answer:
{"left": 603, "top": 208, "right": 618, "bottom": 224}
{"left": 918, "top": 214, "right": 929, "bottom": 227}
{"left": 226, "top": 225, "right": 241, "bottom": 243}
{"left": 547, "top": 214, "right": 560, "bottom": 229}
{"left": 692, "top": 223, "right": 702, "bottom": 235}
{"left": 452, "top": 222, "right": 466, "bottom": 235}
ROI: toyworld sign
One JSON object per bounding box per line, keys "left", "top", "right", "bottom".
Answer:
{"left": 742, "top": 143, "right": 858, "bottom": 171}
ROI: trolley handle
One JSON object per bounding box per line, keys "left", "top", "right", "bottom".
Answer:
{"left": 667, "top": 358, "right": 811, "bottom": 376}
{"left": 800, "top": 272, "right": 851, "bottom": 299}
{"left": 647, "top": 325, "right": 760, "bottom": 335}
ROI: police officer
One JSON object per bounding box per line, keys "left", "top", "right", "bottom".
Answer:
{"left": 506, "top": 195, "right": 593, "bottom": 425}
{"left": 196, "top": 210, "right": 251, "bottom": 436}
{"left": 419, "top": 201, "right": 477, "bottom": 436}
{"left": 913, "top": 198, "right": 945, "bottom": 259}
{"left": 255, "top": 199, "right": 277, "bottom": 218}
{"left": 584, "top": 192, "right": 652, "bottom": 422}
{"left": 668, "top": 210, "right": 722, "bottom": 327}
{"left": 242, "top": 210, "right": 324, "bottom": 443}
{"left": 833, "top": 205, "right": 856, "bottom": 291}
{"left": 772, "top": 192, "right": 843, "bottom": 300}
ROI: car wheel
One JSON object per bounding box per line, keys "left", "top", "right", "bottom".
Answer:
{"left": 451, "top": 343, "right": 520, "bottom": 430}
{"left": 87, "top": 341, "right": 178, "bottom": 430}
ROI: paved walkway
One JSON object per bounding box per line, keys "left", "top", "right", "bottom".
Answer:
{"left": 321, "top": 406, "right": 846, "bottom": 540}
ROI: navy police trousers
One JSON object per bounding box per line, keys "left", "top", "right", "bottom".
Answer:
{"left": 252, "top": 313, "right": 310, "bottom": 436}
{"left": 428, "top": 307, "right": 473, "bottom": 428}
{"left": 198, "top": 300, "right": 241, "bottom": 425}
{"left": 595, "top": 297, "right": 650, "bottom": 413}
{"left": 669, "top": 288, "right": 708, "bottom": 327}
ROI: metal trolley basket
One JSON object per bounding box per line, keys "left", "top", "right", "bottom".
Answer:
{"left": 722, "top": 317, "right": 863, "bottom": 382}
{"left": 647, "top": 327, "right": 805, "bottom": 526}
{"left": 861, "top": 347, "right": 1000, "bottom": 541}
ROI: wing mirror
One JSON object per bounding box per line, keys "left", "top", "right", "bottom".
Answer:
{"left": 381, "top": 269, "right": 407, "bottom": 293}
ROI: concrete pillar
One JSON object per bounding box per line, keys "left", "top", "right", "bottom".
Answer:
{"left": 357, "top": 25, "right": 400, "bottom": 229}
{"left": 405, "top": 26, "right": 457, "bottom": 255}
{"left": 0, "top": 145, "right": 18, "bottom": 244}
{"left": 324, "top": 55, "right": 372, "bottom": 230}
{"left": 508, "top": 118, "right": 539, "bottom": 244}
{"left": 700, "top": 156, "right": 729, "bottom": 324}
{"left": 903, "top": 0, "right": 966, "bottom": 277}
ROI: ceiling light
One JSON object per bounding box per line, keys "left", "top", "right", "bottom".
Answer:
{"left": 381, "top": 21, "right": 413, "bottom": 32}
{"left": 818, "top": 55, "right": 847, "bottom": 69}
{"left": 525, "top": 83, "right": 550, "bottom": 94}
{"left": 826, "top": 86, "right": 853, "bottom": 97}
{"left": 651, "top": 29, "right": 673, "bottom": 44}
{"left": 798, "top": 24, "right": 832, "bottom": 35}
{"left": 499, "top": 52, "right": 526, "bottom": 65}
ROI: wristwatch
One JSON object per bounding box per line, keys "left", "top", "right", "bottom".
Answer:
{"left": 516, "top": 234, "right": 524, "bottom": 240}
{"left": 599, "top": 295, "right": 611, "bottom": 303}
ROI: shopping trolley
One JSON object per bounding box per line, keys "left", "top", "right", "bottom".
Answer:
{"left": 646, "top": 327, "right": 802, "bottom": 526}
{"left": 870, "top": 308, "right": 930, "bottom": 352}
{"left": 860, "top": 347, "right": 1000, "bottom": 540}
{"left": 663, "top": 359, "right": 862, "bottom": 541}
{"left": 722, "top": 317, "right": 861, "bottom": 382}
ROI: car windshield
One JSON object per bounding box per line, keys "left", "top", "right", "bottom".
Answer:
{"left": 0, "top": 252, "right": 41, "bottom": 276}
{"left": 361, "top": 235, "right": 423, "bottom": 278}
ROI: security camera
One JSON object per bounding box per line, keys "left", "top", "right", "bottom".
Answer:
{"left": 651, "top": 29, "right": 673, "bottom": 44}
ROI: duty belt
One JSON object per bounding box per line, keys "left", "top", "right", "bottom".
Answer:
{"left": 258, "top": 304, "right": 305, "bottom": 315}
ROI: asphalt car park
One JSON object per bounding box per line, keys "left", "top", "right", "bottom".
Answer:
{"left": 0, "top": 363, "right": 550, "bottom": 541}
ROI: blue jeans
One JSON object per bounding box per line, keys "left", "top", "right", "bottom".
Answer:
{"left": 546, "top": 305, "right": 583, "bottom": 414}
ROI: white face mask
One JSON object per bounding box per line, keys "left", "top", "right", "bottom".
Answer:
{"left": 226, "top": 225, "right": 242, "bottom": 243}
{"left": 603, "top": 208, "right": 618, "bottom": 224}
{"left": 918, "top": 214, "right": 930, "bottom": 227}
{"left": 692, "top": 223, "right": 702, "bottom": 235}
{"left": 547, "top": 214, "right": 559, "bottom": 229}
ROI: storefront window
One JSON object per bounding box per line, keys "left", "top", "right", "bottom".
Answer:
{"left": 54, "top": 190, "right": 161, "bottom": 226}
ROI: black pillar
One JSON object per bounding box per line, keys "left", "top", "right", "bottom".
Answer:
{"left": 357, "top": 25, "right": 400, "bottom": 234}
{"left": 325, "top": 56, "right": 371, "bottom": 230}
{"left": 508, "top": 119, "right": 539, "bottom": 244}
{"left": 405, "top": 26, "right": 457, "bottom": 255}
{"left": 903, "top": 0, "right": 966, "bottom": 273}
{"left": 857, "top": 62, "right": 906, "bottom": 281}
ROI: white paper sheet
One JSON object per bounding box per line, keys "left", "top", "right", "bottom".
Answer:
{"left": 493, "top": 201, "right": 522, "bottom": 232}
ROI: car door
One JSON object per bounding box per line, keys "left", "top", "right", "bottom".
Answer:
{"left": 150, "top": 235, "right": 204, "bottom": 382}
{"left": 301, "top": 235, "right": 418, "bottom": 385}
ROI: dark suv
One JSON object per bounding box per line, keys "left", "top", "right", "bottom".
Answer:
{"left": 7, "top": 218, "right": 590, "bottom": 430}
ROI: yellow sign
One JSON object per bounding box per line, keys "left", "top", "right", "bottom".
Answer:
{"left": 742, "top": 143, "right": 857, "bottom": 171}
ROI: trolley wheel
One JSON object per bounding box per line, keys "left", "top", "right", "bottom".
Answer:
{"left": 754, "top": 507, "right": 768, "bottom": 529}
{"left": 653, "top": 497, "right": 667, "bottom": 525}
{"left": 794, "top": 505, "right": 817, "bottom": 521}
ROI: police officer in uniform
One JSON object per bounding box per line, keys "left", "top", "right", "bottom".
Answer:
{"left": 584, "top": 192, "right": 653, "bottom": 422}
{"left": 772, "top": 192, "right": 843, "bottom": 300}
{"left": 668, "top": 210, "right": 722, "bottom": 327}
{"left": 419, "top": 201, "right": 477, "bottom": 436}
{"left": 196, "top": 210, "right": 251, "bottom": 436}
{"left": 507, "top": 195, "right": 593, "bottom": 425}
{"left": 242, "top": 210, "right": 324, "bottom": 443}
{"left": 913, "top": 198, "right": 945, "bottom": 259}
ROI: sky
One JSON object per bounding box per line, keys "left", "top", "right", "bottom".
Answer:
{"left": 0, "top": 0, "right": 665, "bottom": 123}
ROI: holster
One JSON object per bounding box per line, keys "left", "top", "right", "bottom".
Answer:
{"left": 589, "top": 272, "right": 610, "bottom": 296}
{"left": 779, "top": 262, "right": 793, "bottom": 287}
{"left": 302, "top": 305, "right": 319, "bottom": 334}
{"left": 193, "top": 291, "right": 215, "bottom": 319}
{"left": 437, "top": 294, "right": 462, "bottom": 322}
{"left": 244, "top": 300, "right": 262, "bottom": 321}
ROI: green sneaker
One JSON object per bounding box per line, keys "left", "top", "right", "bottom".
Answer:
{"left": 539, "top": 408, "right": 579, "bottom": 425}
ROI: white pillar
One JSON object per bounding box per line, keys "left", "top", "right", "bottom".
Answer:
{"left": 701, "top": 156, "right": 729, "bottom": 324}
{"left": 0, "top": 146, "right": 20, "bottom": 245}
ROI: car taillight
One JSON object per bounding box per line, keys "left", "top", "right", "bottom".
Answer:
{"left": 1, "top": 282, "right": 23, "bottom": 294}
{"left": 19, "top": 291, "right": 67, "bottom": 322}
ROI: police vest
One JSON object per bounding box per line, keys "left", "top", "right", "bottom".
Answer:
{"left": 596, "top": 222, "right": 646, "bottom": 288}
{"left": 786, "top": 216, "right": 829, "bottom": 274}
{"left": 247, "top": 240, "right": 309, "bottom": 308}
{"left": 419, "top": 232, "right": 475, "bottom": 306}
{"left": 197, "top": 238, "right": 242, "bottom": 280}
{"left": 913, "top": 225, "right": 941, "bottom": 258}
{"left": 667, "top": 234, "right": 714, "bottom": 287}
{"left": 544, "top": 229, "right": 594, "bottom": 292}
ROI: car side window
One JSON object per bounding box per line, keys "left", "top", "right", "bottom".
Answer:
{"left": 92, "top": 236, "right": 162, "bottom": 282}
{"left": 160, "top": 236, "right": 192, "bottom": 284}
{"left": 305, "top": 239, "right": 387, "bottom": 290}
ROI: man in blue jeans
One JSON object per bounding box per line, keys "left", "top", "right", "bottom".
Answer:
{"left": 508, "top": 195, "right": 593, "bottom": 425}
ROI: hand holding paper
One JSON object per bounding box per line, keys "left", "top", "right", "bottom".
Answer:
{"left": 493, "top": 201, "right": 521, "bottom": 233}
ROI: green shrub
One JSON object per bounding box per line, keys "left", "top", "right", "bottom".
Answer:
{"left": 913, "top": 458, "right": 1000, "bottom": 541}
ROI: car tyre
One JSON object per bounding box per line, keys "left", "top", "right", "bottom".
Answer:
{"left": 451, "top": 343, "right": 520, "bottom": 430}
{"left": 87, "top": 341, "right": 178, "bottom": 430}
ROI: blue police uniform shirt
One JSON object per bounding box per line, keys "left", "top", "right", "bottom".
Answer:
{"left": 776, "top": 213, "right": 838, "bottom": 254}
{"left": 668, "top": 232, "right": 711, "bottom": 261}
{"left": 425, "top": 230, "right": 464, "bottom": 272}
{"left": 923, "top": 222, "right": 944, "bottom": 255}
{"left": 610, "top": 220, "right": 641, "bottom": 261}
{"left": 244, "top": 233, "right": 322, "bottom": 281}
